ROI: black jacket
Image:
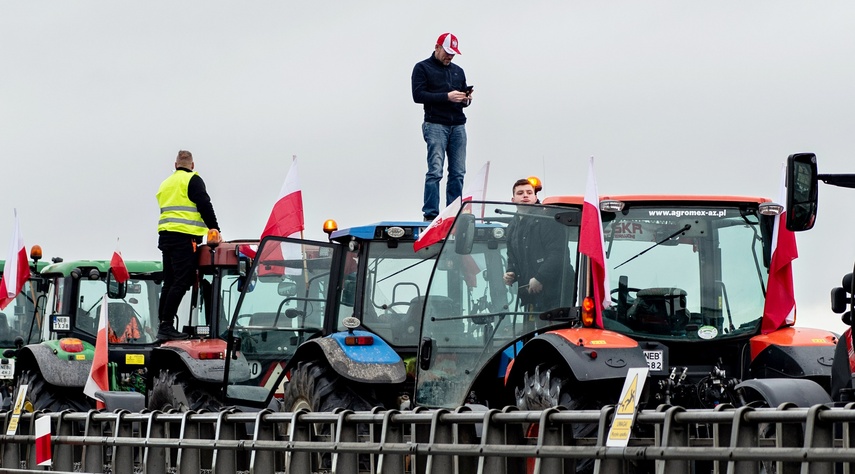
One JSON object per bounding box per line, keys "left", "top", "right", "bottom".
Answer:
{"left": 411, "top": 54, "right": 469, "bottom": 126}
{"left": 506, "top": 213, "right": 570, "bottom": 309}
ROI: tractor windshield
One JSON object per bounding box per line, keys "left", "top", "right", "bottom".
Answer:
{"left": 0, "top": 276, "right": 47, "bottom": 347}
{"left": 601, "top": 204, "right": 771, "bottom": 341}
{"left": 352, "top": 241, "right": 438, "bottom": 348}
{"left": 415, "top": 202, "right": 581, "bottom": 408}
{"left": 224, "top": 237, "right": 338, "bottom": 403}
{"left": 63, "top": 276, "right": 161, "bottom": 344}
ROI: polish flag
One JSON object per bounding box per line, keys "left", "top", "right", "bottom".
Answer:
{"left": 83, "top": 295, "right": 110, "bottom": 404}
{"left": 579, "top": 157, "right": 611, "bottom": 327}
{"left": 35, "top": 414, "right": 51, "bottom": 466}
{"left": 414, "top": 196, "right": 462, "bottom": 252}
{"left": 462, "top": 161, "right": 490, "bottom": 218}
{"left": 0, "top": 210, "right": 30, "bottom": 310}
{"left": 110, "top": 240, "right": 130, "bottom": 284}
{"left": 261, "top": 157, "right": 304, "bottom": 240}
{"left": 761, "top": 165, "right": 798, "bottom": 334}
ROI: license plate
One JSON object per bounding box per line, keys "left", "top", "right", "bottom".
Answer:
{"left": 0, "top": 360, "right": 14, "bottom": 380}
{"left": 52, "top": 315, "right": 71, "bottom": 331}
{"left": 644, "top": 350, "right": 664, "bottom": 371}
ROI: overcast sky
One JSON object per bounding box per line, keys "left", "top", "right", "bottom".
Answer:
{"left": 2, "top": 2, "right": 854, "bottom": 332}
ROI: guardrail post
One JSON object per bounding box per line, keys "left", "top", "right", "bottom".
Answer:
{"left": 112, "top": 410, "right": 137, "bottom": 474}
{"left": 725, "top": 406, "right": 758, "bottom": 474}
{"left": 712, "top": 404, "right": 734, "bottom": 474}
{"left": 532, "top": 406, "right": 573, "bottom": 474}
{"left": 412, "top": 406, "right": 431, "bottom": 474}
{"left": 656, "top": 405, "right": 690, "bottom": 474}
{"left": 81, "top": 410, "right": 104, "bottom": 473}
{"left": 843, "top": 402, "right": 855, "bottom": 474}
{"left": 476, "top": 409, "right": 504, "bottom": 474}
{"left": 286, "top": 409, "right": 312, "bottom": 474}
{"left": 424, "top": 408, "right": 452, "bottom": 474}
{"left": 142, "top": 411, "right": 167, "bottom": 474}
{"left": 249, "top": 409, "right": 276, "bottom": 474}
{"left": 775, "top": 403, "right": 802, "bottom": 474}
{"left": 53, "top": 411, "right": 74, "bottom": 472}
{"left": 0, "top": 410, "right": 20, "bottom": 469}
{"left": 176, "top": 411, "right": 202, "bottom": 474}
{"left": 801, "top": 404, "right": 833, "bottom": 474}
{"left": 593, "top": 405, "right": 622, "bottom": 474}
{"left": 376, "top": 409, "right": 404, "bottom": 474}
{"left": 332, "top": 409, "right": 358, "bottom": 474}
{"left": 212, "top": 408, "right": 239, "bottom": 474}
{"left": 453, "top": 406, "right": 479, "bottom": 474}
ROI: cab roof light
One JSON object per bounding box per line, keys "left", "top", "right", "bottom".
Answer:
{"left": 323, "top": 219, "right": 338, "bottom": 235}
{"left": 759, "top": 202, "right": 783, "bottom": 216}
{"left": 600, "top": 200, "right": 625, "bottom": 212}
{"left": 527, "top": 176, "right": 543, "bottom": 193}
{"left": 30, "top": 245, "right": 42, "bottom": 263}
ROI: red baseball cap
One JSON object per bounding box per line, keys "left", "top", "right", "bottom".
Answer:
{"left": 437, "top": 33, "right": 461, "bottom": 55}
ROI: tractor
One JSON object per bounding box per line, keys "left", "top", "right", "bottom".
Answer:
{"left": 0, "top": 247, "right": 49, "bottom": 410}
{"left": 414, "top": 196, "right": 836, "bottom": 416}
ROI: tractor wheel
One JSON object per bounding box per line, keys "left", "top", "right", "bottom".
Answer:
{"left": 282, "top": 360, "right": 377, "bottom": 471}
{"left": 515, "top": 365, "right": 601, "bottom": 474}
{"left": 148, "top": 369, "right": 224, "bottom": 412}
{"left": 13, "top": 369, "right": 93, "bottom": 413}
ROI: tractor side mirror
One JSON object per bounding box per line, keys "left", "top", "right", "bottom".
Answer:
{"left": 785, "top": 153, "right": 818, "bottom": 232}
{"left": 106, "top": 271, "right": 127, "bottom": 299}
{"left": 454, "top": 213, "right": 476, "bottom": 255}
{"left": 277, "top": 280, "right": 298, "bottom": 297}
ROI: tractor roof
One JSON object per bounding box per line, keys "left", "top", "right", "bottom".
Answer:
{"left": 329, "top": 221, "right": 428, "bottom": 243}
{"left": 40, "top": 259, "right": 162, "bottom": 277}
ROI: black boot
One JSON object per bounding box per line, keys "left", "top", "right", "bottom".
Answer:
{"left": 156, "top": 322, "right": 189, "bottom": 341}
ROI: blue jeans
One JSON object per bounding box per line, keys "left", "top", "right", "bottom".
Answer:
{"left": 422, "top": 122, "right": 467, "bottom": 218}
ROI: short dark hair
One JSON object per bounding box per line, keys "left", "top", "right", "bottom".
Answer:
{"left": 513, "top": 178, "right": 535, "bottom": 193}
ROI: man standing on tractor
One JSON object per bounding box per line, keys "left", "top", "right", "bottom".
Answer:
{"left": 155, "top": 150, "right": 221, "bottom": 341}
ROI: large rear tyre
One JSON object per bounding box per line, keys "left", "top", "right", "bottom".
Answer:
{"left": 13, "top": 369, "right": 93, "bottom": 413}
{"left": 148, "top": 369, "right": 224, "bottom": 412}
{"left": 282, "top": 360, "right": 377, "bottom": 471}
{"left": 515, "top": 365, "right": 601, "bottom": 474}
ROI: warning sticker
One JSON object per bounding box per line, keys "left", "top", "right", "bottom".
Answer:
{"left": 607, "top": 367, "right": 648, "bottom": 447}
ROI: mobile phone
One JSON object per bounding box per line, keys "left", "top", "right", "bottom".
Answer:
{"left": 464, "top": 85, "right": 474, "bottom": 96}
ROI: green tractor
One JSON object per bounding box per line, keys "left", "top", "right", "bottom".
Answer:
{"left": 11, "top": 259, "right": 162, "bottom": 412}
{"left": 0, "top": 248, "right": 49, "bottom": 410}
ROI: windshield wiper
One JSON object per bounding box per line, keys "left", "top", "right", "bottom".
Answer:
{"left": 614, "top": 224, "right": 691, "bottom": 269}
{"left": 376, "top": 257, "right": 433, "bottom": 284}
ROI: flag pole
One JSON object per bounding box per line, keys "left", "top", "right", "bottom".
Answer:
{"left": 295, "top": 155, "right": 310, "bottom": 288}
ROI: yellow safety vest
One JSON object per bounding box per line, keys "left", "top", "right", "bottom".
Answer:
{"left": 156, "top": 170, "right": 207, "bottom": 236}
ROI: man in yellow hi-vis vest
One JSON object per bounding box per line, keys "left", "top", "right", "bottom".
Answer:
{"left": 156, "top": 150, "right": 221, "bottom": 341}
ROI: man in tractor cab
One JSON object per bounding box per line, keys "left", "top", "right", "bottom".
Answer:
{"left": 503, "top": 178, "right": 570, "bottom": 313}
{"left": 156, "top": 150, "right": 221, "bottom": 341}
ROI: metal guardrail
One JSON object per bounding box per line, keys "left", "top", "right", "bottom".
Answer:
{"left": 3, "top": 403, "right": 855, "bottom": 474}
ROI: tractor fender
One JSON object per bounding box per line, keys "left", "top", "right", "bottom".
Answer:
{"left": 284, "top": 331, "right": 405, "bottom": 384}
{"left": 507, "top": 330, "right": 648, "bottom": 388}
{"left": 16, "top": 343, "right": 91, "bottom": 388}
{"left": 736, "top": 378, "right": 832, "bottom": 407}
{"left": 151, "top": 342, "right": 252, "bottom": 384}
{"left": 748, "top": 327, "right": 836, "bottom": 390}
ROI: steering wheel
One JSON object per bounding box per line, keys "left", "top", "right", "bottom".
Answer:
{"left": 610, "top": 287, "right": 641, "bottom": 305}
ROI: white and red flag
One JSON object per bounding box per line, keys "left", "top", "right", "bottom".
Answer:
{"left": 579, "top": 157, "right": 611, "bottom": 327}
{"left": 0, "top": 209, "right": 30, "bottom": 310}
{"left": 35, "top": 414, "right": 51, "bottom": 467}
{"left": 110, "top": 239, "right": 130, "bottom": 284}
{"left": 414, "top": 196, "right": 462, "bottom": 252}
{"left": 261, "top": 157, "right": 304, "bottom": 240}
{"left": 461, "top": 161, "right": 490, "bottom": 218}
{"left": 761, "top": 164, "right": 798, "bottom": 334}
{"left": 83, "top": 295, "right": 110, "bottom": 406}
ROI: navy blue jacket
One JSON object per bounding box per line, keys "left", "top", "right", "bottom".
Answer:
{"left": 411, "top": 54, "right": 469, "bottom": 126}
